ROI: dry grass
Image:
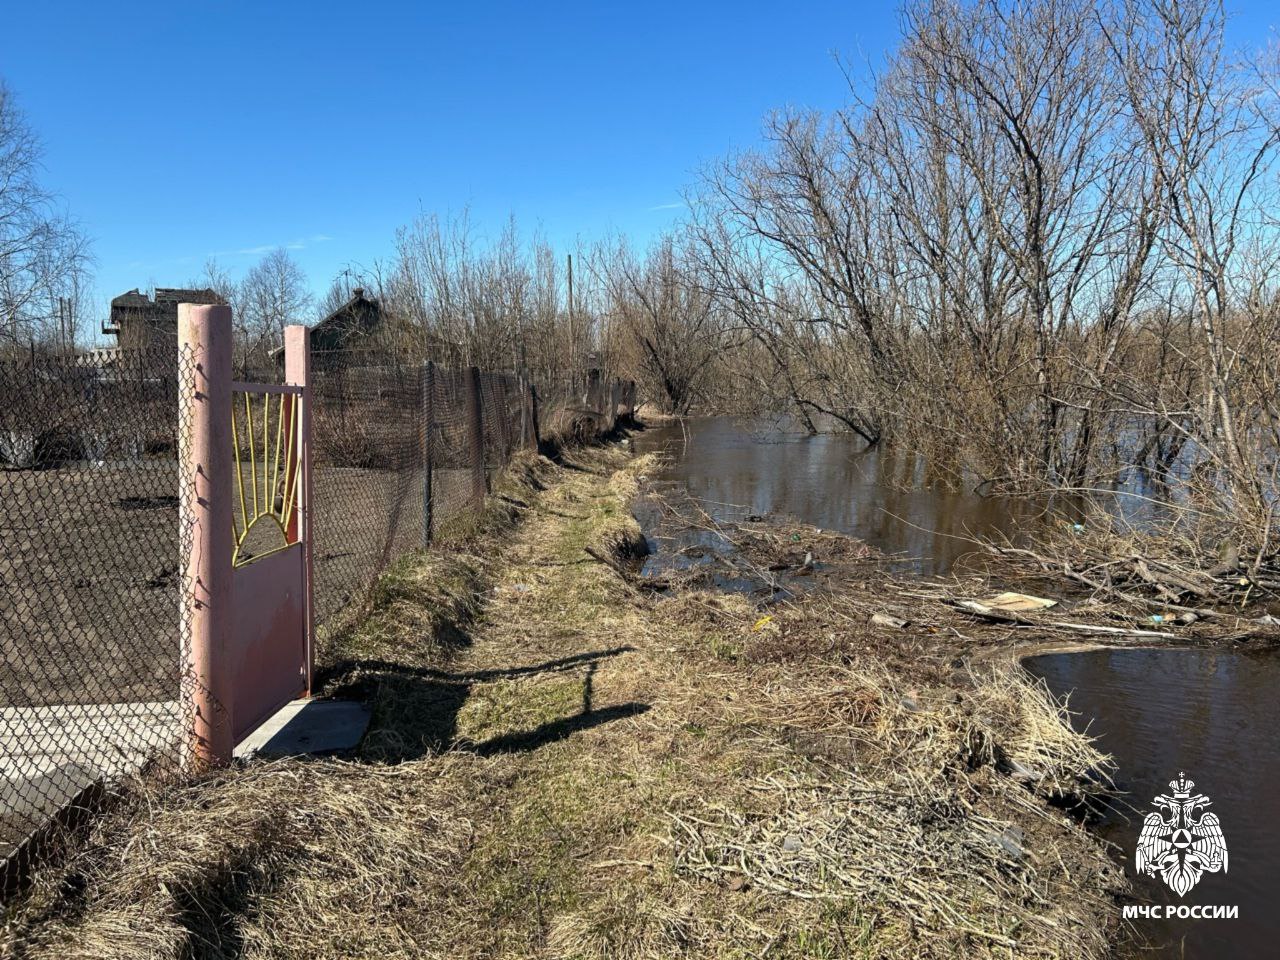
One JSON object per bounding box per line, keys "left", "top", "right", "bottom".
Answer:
{"left": 657, "top": 658, "right": 1118, "bottom": 959}
{"left": 2, "top": 761, "right": 476, "bottom": 959}
{"left": 969, "top": 513, "right": 1280, "bottom": 633}
{"left": 2, "top": 439, "right": 1126, "bottom": 960}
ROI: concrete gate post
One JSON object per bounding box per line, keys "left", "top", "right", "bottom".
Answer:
{"left": 178, "top": 304, "right": 235, "bottom": 769}
{"left": 284, "top": 324, "right": 314, "bottom": 694}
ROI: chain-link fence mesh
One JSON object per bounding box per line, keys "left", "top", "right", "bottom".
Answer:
{"left": 0, "top": 342, "right": 634, "bottom": 878}
{"left": 425, "top": 365, "right": 485, "bottom": 531}
{"left": 0, "top": 348, "right": 184, "bottom": 875}
{"left": 309, "top": 350, "right": 426, "bottom": 631}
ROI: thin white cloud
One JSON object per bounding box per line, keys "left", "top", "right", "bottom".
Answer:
{"left": 211, "top": 234, "right": 335, "bottom": 258}
{"left": 126, "top": 255, "right": 197, "bottom": 270}
{"left": 648, "top": 201, "right": 684, "bottom": 211}
{"left": 122, "top": 234, "right": 336, "bottom": 274}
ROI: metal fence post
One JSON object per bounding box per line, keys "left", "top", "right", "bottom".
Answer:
{"left": 522, "top": 373, "right": 537, "bottom": 449}
{"left": 497, "top": 375, "right": 515, "bottom": 461}
{"left": 530, "top": 381, "right": 541, "bottom": 450}
{"left": 587, "top": 368, "right": 602, "bottom": 416}
{"left": 284, "top": 324, "right": 314, "bottom": 694}
{"left": 178, "top": 303, "right": 234, "bottom": 769}
{"left": 422, "top": 360, "right": 435, "bottom": 544}
{"left": 466, "top": 365, "right": 487, "bottom": 505}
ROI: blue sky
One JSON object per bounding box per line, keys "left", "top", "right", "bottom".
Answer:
{"left": 2, "top": 1, "right": 1276, "bottom": 335}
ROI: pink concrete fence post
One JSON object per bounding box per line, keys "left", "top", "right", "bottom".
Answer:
{"left": 284, "top": 324, "right": 314, "bottom": 694}
{"left": 178, "top": 304, "right": 235, "bottom": 769}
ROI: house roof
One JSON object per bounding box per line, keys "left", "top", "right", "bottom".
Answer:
{"left": 109, "top": 288, "right": 221, "bottom": 312}
{"left": 312, "top": 288, "right": 380, "bottom": 339}
{"left": 267, "top": 288, "right": 462, "bottom": 361}
{"left": 267, "top": 288, "right": 382, "bottom": 360}
{"left": 109, "top": 289, "right": 153, "bottom": 310}
{"left": 154, "top": 287, "right": 222, "bottom": 307}
{"left": 105, "top": 288, "right": 224, "bottom": 334}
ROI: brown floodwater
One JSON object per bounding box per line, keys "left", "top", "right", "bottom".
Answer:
{"left": 1026, "top": 647, "right": 1280, "bottom": 959}
{"left": 633, "top": 416, "right": 1057, "bottom": 575}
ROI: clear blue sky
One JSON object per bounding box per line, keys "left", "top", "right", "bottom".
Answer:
{"left": 2, "top": 1, "right": 1276, "bottom": 335}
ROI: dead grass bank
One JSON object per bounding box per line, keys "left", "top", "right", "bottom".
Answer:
{"left": 2, "top": 442, "right": 1123, "bottom": 960}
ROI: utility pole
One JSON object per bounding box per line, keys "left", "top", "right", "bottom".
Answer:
{"left": 567, "top": 253, "right": 575, "bottom": 380}
{"left": 567, "top": 253, "right": 575, "bottom": 324}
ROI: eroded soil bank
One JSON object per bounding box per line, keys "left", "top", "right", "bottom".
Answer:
{"left": 3, "top": 439, "right": 1137, "bottom": 959}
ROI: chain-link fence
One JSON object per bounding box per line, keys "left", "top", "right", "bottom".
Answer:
{"left": 309, "top": 350, "right": 426, "bottom": 630}
{"left": 0, "top": 349, "right": 183, "bottom": 881}
{"left": 0, "top": 343, "right": 635, "bottom": 881}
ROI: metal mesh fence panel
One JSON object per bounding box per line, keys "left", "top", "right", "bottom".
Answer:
{"left": 425, "top": 365, "right": 484, "bottom": 534}
{"left": 0, "top": 348, "right": 184, "bottom": 866}
{"left": 534, "top": 376, "right": 582, "bottom": 419}
{"left": 308, "top": 350, "right": 425, "bottom": 632}
{"left": 480, "top": 372, "right": 514, "bottom": 478}
{"left": 1, "top": 336, "right": 634, "bottom": 874}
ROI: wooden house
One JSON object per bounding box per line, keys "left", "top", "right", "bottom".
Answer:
{"left": 102, "top": 288, "right": 224, "bottom": 350}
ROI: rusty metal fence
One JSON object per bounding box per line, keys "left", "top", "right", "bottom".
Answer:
{"left": 0, "top": 342, "right": 635, "bottom": 882}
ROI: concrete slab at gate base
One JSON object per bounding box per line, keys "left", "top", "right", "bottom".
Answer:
{"left": 1, "top": 697, "right": 367, "bottom": 861}
{"left": 0, "top": 701, "right": 181, "bottom": 858}
{"left": 234, "top": 699, "right": 370, "bottom": 759}
{"left": 0, "top": 702, "right": 182, "bottom": 779}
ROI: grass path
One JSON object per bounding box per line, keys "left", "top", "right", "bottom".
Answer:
{"left": 3, "top": 443, "right": 1122, "bottom": 960}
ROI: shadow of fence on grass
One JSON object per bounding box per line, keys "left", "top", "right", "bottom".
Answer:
{"left": 326, "top": 646, "right": 642, "bottom": 763}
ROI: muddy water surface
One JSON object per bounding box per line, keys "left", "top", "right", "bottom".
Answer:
{"left": 1027, "top": 647, "right": 1280, "bottom": 959}
{"left": 633, "top": 416, "right": 1044, "bottom": 576}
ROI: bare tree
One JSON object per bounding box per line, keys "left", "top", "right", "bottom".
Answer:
{"left": 234, "top": 248, "right": 312, "bottom": 374}
{"left": 692, "top": 0, "right": 1196, "bottom": 482}
{"left": 677, "top": 0, "right": 1280, "bottom": 556}
{"left": 0, "top": 81, "right": 91, "bottom": 352}
{"left": 385, "top": 210, "right": 604, "bottom": 380}
{"left": 317, "top": 271, "right": 357, "bottom": 319}
{"left": 1106, "top": 0, "right": 1280, "bottom": 533}
{"left": 190, "top": 257, "right": 236, "bottom": 305}
{"left": 595, "top": 235, "right": 722, "bottom": 415}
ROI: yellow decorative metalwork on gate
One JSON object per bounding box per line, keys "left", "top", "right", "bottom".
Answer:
{"left": 230, "top": 384, "right": 302, "bottom": 567}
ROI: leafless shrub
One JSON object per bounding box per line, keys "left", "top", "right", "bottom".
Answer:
{"left": 679, "top": 0, "right": 1280, "bottom": 557}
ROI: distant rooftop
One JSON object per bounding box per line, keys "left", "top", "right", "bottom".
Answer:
{"left": 104, "top": 288, "right": 223, "bottom": 336}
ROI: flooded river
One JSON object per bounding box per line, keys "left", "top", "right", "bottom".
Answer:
{"left": 632, "top": 416, "right": 1041, "bottom": 575}
{"left": 1027, "top": 648, "right": 1280, "bottom": 958}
